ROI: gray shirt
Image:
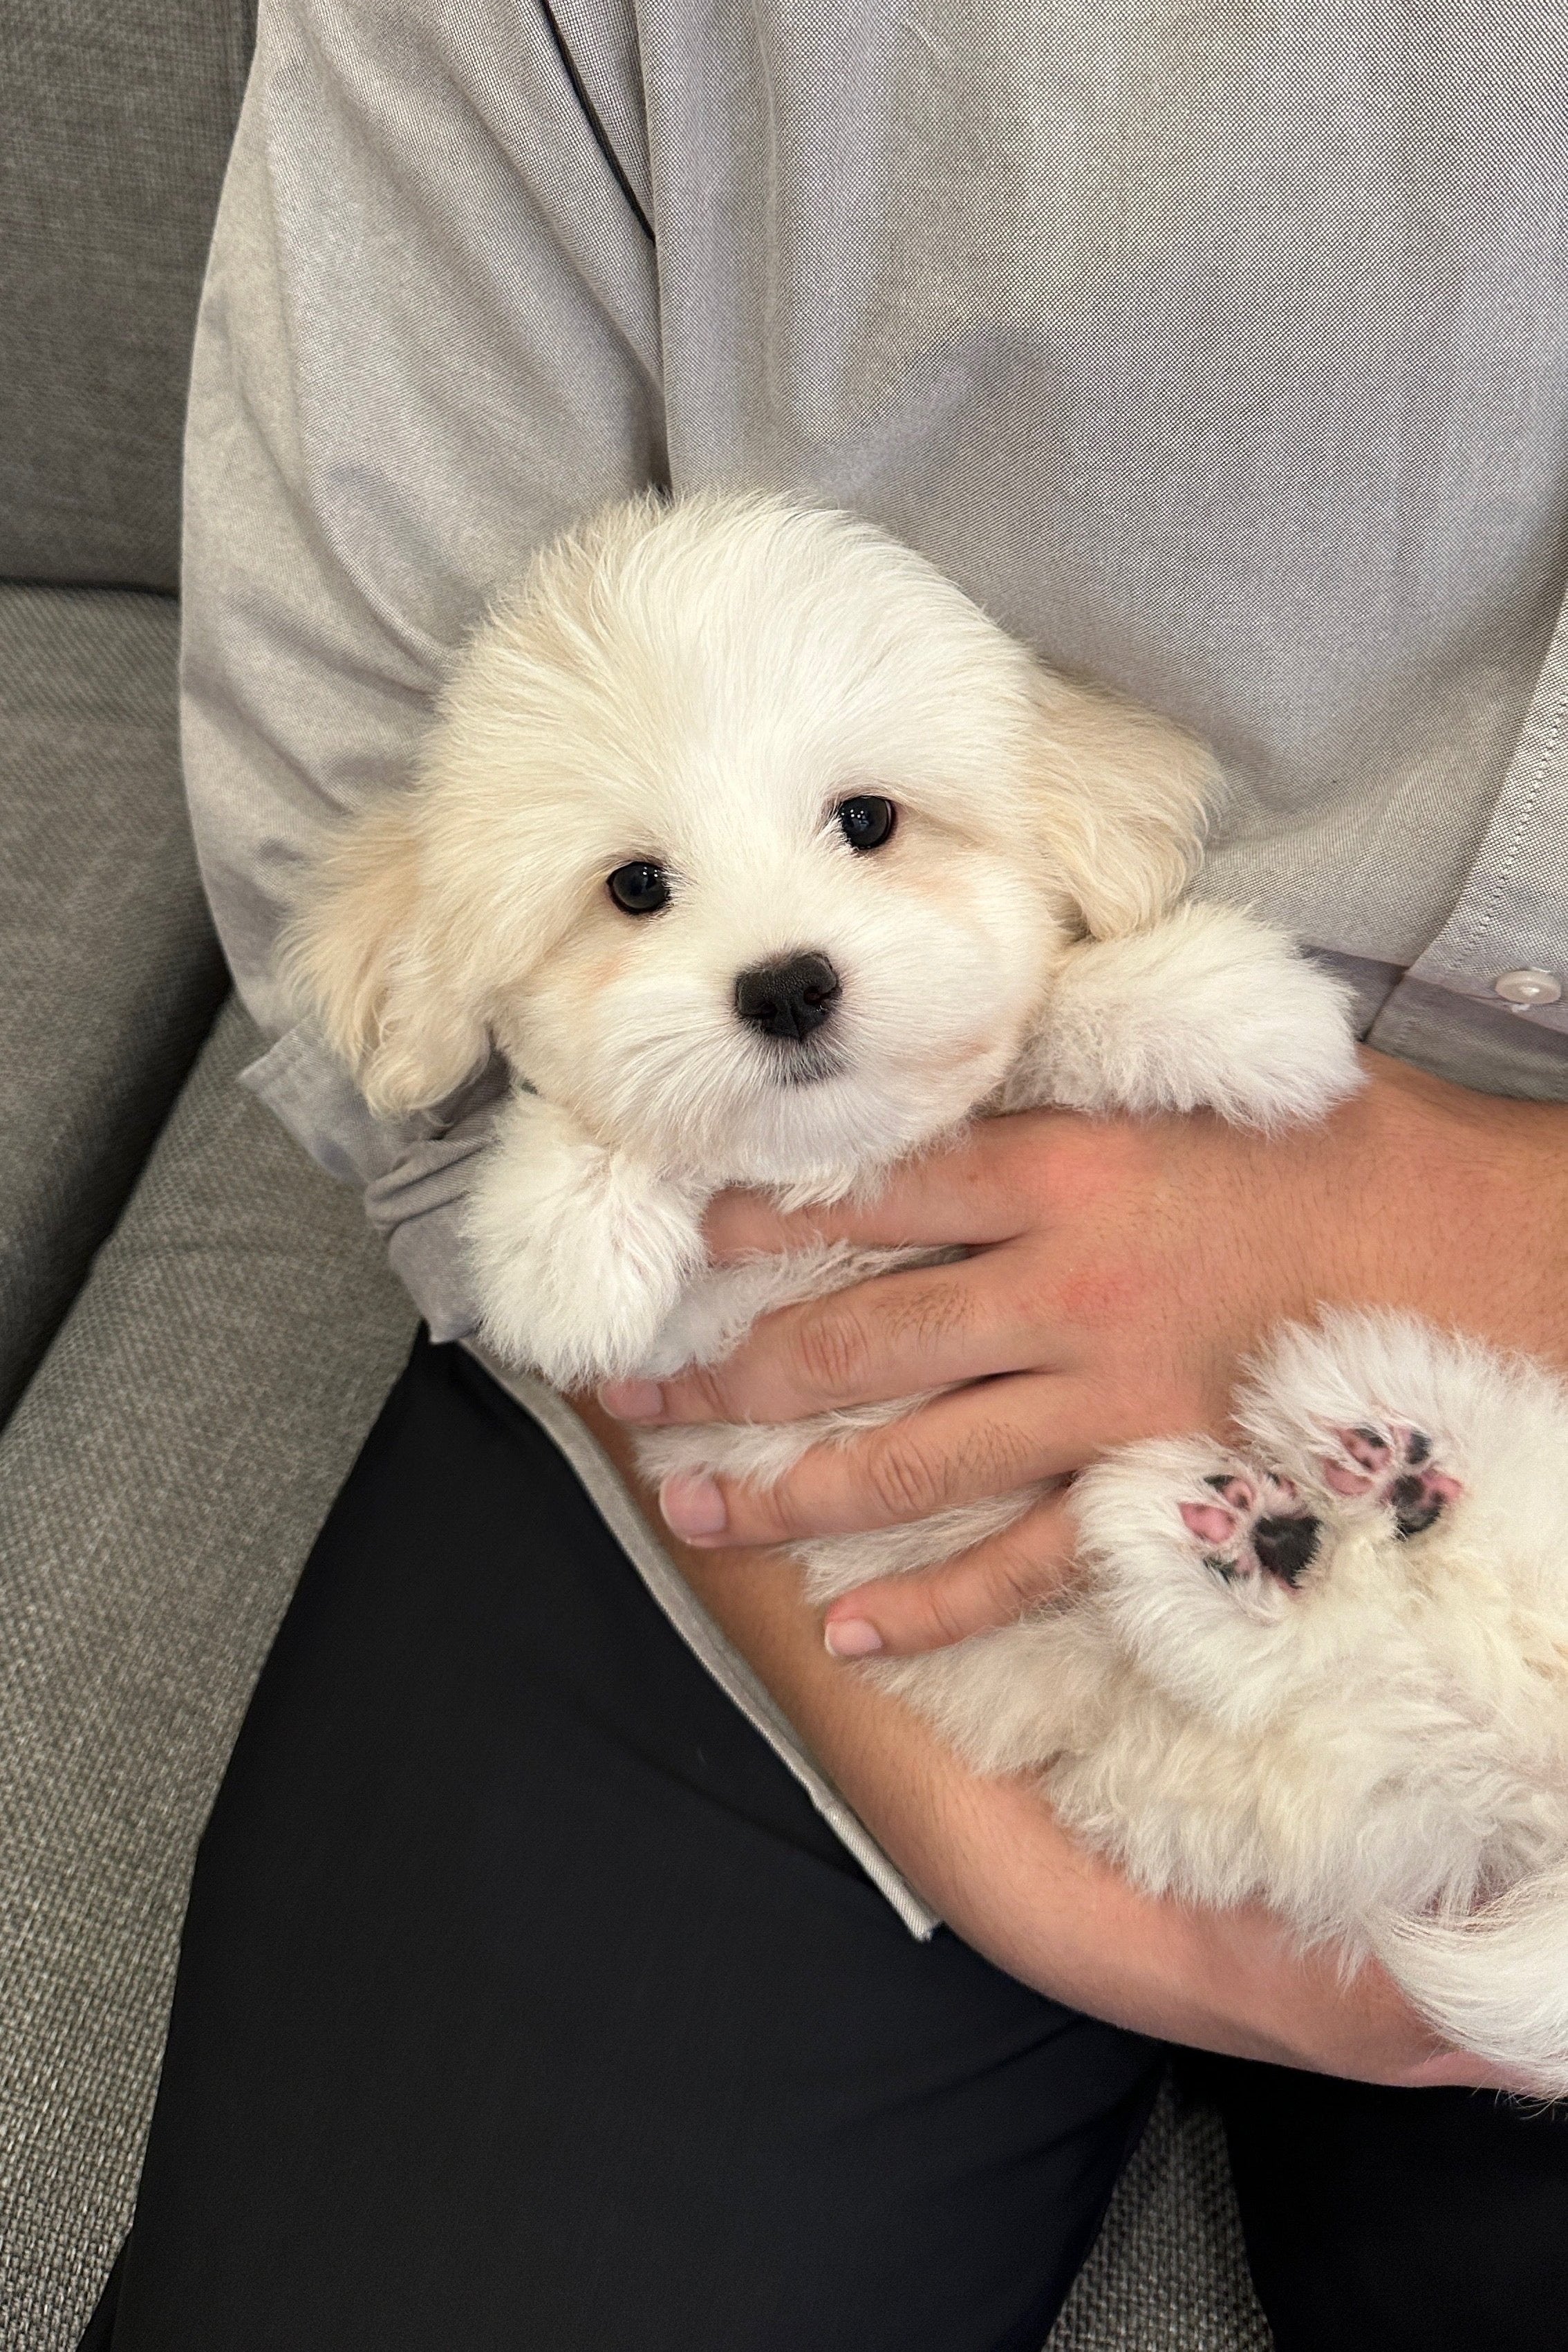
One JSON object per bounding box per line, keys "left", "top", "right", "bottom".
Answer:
{"left": 184, "top": 0, "right": 1568, "bottom": 1348}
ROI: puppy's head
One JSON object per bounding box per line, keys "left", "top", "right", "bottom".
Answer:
{"left": 288, "top": 490, "right": 1212, "bottom": 1189}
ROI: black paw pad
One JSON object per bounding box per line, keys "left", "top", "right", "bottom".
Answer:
{"left": 1251, "top": 1513, "right": 1322, "bottom": 1587}
{"left": 1390, "top": 1473, "right": 1445, "bottom": 1539}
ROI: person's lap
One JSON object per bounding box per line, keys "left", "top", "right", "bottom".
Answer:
{"left": 92, "top": 1337, "right": 1568, "bottom": 2351}
{"left": 94, "top": 1337, "right": 1157, "bottom": 2352}
{"left": 1186, "top": 2049, "right": 1568, "bottom": 2350}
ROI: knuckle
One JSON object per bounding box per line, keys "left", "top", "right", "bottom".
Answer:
{"left": 760, "top": 1490, "right": 800, "bottom": 1542}
{"left": 988, "top": 1536, "right": 1053, "bottom": 1618}
{"left": 682, "top": 1363, "right": 733, "bottom": 1421}
{"left": 865, "top": 1432, "right": 946, "bottom": 1523}
{"left": 957, "top": 1505, "right": 1069, "bottom": 1629}
{"left": 921, "top": 1583, "right": 977, "bottom": 1650}
{"left": 792, "top": 1303, "right": 871, "bottom": 1404}
{"left": 737, "top": 1473, "right": 796, "bottom": 1542}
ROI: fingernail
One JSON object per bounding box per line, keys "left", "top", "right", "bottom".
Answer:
{"left": 598, "top": 1379, "right": 664, "bottom": 1421}
{"left": 659, "top": 1473, "right": 727, "bottom": 1540}
{"left": 824, "top": 1617, "right": 884, "bottom": 1659}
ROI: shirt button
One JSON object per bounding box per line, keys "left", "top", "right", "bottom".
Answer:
{"left": 1492, "top": 968, "right": 1563, "bottom": 1007}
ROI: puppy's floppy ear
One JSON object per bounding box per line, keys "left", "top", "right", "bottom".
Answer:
{"left": 1027, "top": 671, "right": 1216, "bottom": 940}
{"left": 281, "top": 800, "right": 489, "bottom": 1117}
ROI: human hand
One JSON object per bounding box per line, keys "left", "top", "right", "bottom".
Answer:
{"left": 599, "top": 1048, "right": 1568, "bottom": 1656}
{"left": 588, "top": 1393, "right": 1540, "bottom": 2093}
{"left": 570, "top": 1383, "right": 1538, "bottom": 2093}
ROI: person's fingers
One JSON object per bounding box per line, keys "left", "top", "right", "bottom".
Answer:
{"left": 654, "top": 1372, "right": 1107, "bottom": 1547}
{"left": 699, "top": 1118, "right": 1045, "bottom": 1262}
{"left": 601, "top": 1247, "right": 1064, "bottom": 1428}
{"left": 820, "top": 1491, "right": 1077, "bottom": 1656}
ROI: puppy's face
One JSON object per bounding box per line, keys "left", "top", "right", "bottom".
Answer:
{"left": 290, "top": 492, "right": 1210, "bottom": 1191}
{"left": 496, "top": 653, "right": 1058, "bottom": 1191}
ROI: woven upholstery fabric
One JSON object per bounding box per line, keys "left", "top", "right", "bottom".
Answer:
{"left": 1047, "top": 2075, "right": 1271, "bottom": 2351}
{"left": 0, "top": 586, "right": 227, "bottom": 1418}
{"left": 0, "top": 0, "right": 252, "bottom": 587}
{"left": 0, "top": 997, "right": 417, "bottom": 2352}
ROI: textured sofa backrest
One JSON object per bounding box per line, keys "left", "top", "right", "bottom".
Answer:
{"left": 0, "top": 0, "right": 254, "bottom": 591}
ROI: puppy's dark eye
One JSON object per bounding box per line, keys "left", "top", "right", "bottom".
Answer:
{"left": 836, "top": 795, "right": 897, "bottom": 852}
{"left": 607, "top": 861, "right": 670, "bottom": 915}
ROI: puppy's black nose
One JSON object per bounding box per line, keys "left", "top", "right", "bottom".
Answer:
{"left": 734, "top": 951, "right": 841, "bottom": 1040}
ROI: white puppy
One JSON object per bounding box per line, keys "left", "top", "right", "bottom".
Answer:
{"left": 289, "top": 489, "right": 1568, "bottom": 2090}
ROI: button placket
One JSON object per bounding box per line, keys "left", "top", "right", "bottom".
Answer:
{"left": 1374, "top": 585, "right": 1568, "bottom": 1042}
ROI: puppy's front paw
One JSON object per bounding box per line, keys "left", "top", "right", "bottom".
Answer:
{"left": 1178, "top": 1463, "right": 1325, "bottom": 1589}
{"left": 466, "top": 1094, "right": 707, "bottom": 1385}
{"left": 1318, "top": 1420, "right": 1464, "bottom": 1539}
{"left": 1027, "top": 902, "right": 1363, "bottom": 1130}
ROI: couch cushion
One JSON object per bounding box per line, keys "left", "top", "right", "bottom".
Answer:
{"left": 0, "top": 0, "right": 252, "bottom": 588}
{"left": 0, "top": 586, "right": 227, "bottom": 1418}
{"left": 0, "top": 996, "right": 417, "bottom": 2350}
{"left": 1047, "top": 2073, "right": 1271, "bottom": 2349}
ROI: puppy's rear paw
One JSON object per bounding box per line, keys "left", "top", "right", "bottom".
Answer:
{"left": 1319, "top": 1421, "right": 1463, "bottom": 1538}
{"left": 1233, "top": 1312, "right": 1493, "bottom": 1542}
{"left": 1179, "top": 1464, "right": 1325, "bottom": 1589}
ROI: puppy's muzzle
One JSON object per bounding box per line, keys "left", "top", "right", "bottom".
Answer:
{"left": 734, "top": 951, "right": 841, "bottom": 1042}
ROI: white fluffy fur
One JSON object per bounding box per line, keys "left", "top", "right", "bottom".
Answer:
{"left": 465, "top": 1094, "right": 710, "bottom": 1383}
{"left": 1011, "top": 900, "right": 1363, "bottom": 1128}
{"left": 288, "top": 489, "right": 1568, "bottom": 2088}
{"left": 1071, "top": 1314, "right": 1568, "bottom": 2087}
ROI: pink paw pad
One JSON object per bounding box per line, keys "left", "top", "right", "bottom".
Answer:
{"left": 1179, "top": 1475, "right": 1256, "bottom": 1551}
{"left": 1179, "top": 1469, "right": 1320, "bottom": 1590}
{"left": 1320, "top": 1422, "right": 1462, "bottom": 1539}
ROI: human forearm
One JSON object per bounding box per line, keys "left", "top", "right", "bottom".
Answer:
{"left": 573, "top": 1394, "right": 1501, "bottom": 2087}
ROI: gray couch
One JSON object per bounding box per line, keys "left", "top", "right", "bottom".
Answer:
{"left": 0, "top": 5, "right": 1271, "bottom": 2344}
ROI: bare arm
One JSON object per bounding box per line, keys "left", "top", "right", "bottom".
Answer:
{"left": 580, "top": 1045, "right": 1568, "bottom": 2088}
{"left": 573, "top": 1392, "right": 1509, "bottom": 2089}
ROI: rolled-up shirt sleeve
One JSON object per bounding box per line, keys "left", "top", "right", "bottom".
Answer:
{"left": 180, "top": 0, "right": 661, "bottom": 1338}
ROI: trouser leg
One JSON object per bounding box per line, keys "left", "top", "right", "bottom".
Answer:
{"left": 101, "top": 1335, "right": 1161, "bottom": 2352}
{"left": 1186, "top": 2051, "right": 1568, "bottom": 2351}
